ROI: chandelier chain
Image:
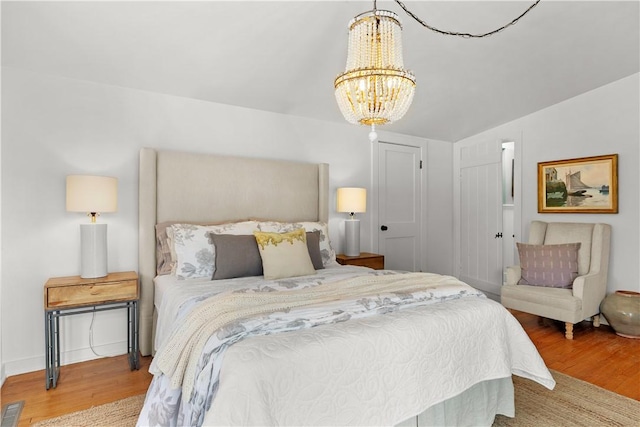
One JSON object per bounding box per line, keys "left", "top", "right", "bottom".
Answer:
{"left": 392, "top": 0, "right": 542, "bottom": 38}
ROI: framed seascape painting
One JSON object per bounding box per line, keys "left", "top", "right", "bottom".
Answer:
{"left": 538, "top": 154, "right": 618, "bottom": 214}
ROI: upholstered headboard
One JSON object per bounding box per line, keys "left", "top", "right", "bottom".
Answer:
{"left": 138, "top": 148, "right": 329, "bottom": 355}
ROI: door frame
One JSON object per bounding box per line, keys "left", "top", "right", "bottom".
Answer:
{"left": 453, "top": 136, "right": 522, "bottom": 283}
{"left": 371, "top": 137, "right": 428, "bottom": 272}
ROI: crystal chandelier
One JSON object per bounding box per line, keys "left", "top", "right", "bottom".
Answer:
{"left": 334, "top": 0, "right": 541, "bottom": 141}
{"left": 334, "top": 7, "right": 415, "bottom": 142}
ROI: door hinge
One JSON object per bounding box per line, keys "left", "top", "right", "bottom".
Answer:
{"left": 419, "top": 160, "right": 423, "bottom": 169}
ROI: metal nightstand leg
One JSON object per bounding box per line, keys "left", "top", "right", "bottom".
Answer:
{"left": 127, "top": 300, "right": 140, "bottom": 370}
{"left": 52, "top": 312, "right": 60, "bottom": 388}
{"left": 44, "top": 312, "right": 52, "bottom": 390}
{"left": 44, "top": 310, "right": 61, "bottom": 389}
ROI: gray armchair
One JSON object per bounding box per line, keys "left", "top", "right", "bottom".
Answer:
{"left": 501, "top": 221, "right": 611, "bottom": 339}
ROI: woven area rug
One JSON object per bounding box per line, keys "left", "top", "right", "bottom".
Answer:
{"left": 33, "top": 394, "right": 145, "bottom": 427}
{"left": 493, "top": 371, "right": 640, "bottom": 427}
{"left": 33, "top": 370, "right": 639, "bottom": 426}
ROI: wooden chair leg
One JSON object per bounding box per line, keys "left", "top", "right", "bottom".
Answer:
{"left": 565, "top": 322, "right": 574, "bottom": 340}
{"left": 593, "top": 315, "right": 601, "bottom": 327}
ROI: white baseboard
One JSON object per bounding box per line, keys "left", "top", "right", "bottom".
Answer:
{"left": 3, "top": 340, "right": 128, "bottom": 379}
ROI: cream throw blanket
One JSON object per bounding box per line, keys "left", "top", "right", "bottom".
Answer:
{"left": 153, "top": 272, "right": 476, "bottom": 400}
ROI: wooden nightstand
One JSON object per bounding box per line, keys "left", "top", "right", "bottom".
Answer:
{"left": 336, "top": 252, "right": 385, "bottom": 270}
{"left": 44, "top": 271, "right": 140, "bottom": 389}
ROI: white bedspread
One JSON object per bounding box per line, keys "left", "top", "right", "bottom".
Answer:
{"left": 204, "top": 298, "right": 553, "bottom": 426}
{"left": 139, "top": 267, "right": 554, "bottom": 427}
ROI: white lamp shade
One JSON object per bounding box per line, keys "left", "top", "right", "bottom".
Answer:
{"left": 66, "top": 175, "right": 118, "bottom": 214}
{"left": 337, "top": 187, "right": 367, "bottom": 213}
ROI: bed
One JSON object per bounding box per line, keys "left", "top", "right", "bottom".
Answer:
{"left": 136, "top": 148, "right": 555, "bottom": 427}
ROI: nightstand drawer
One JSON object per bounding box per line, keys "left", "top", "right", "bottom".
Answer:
{"left": 46, "top": 280, "right": 137, "bottom": 308}
{"left": 44, "top": 271, "right": 139, "bottom": 310}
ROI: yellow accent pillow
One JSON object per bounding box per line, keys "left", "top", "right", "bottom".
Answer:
{"left": 254, "top": 228, "right": 316, "bottom": 280}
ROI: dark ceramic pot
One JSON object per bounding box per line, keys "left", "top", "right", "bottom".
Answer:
{"left": 600, "top": 290, "right": 640, "bottom": 339}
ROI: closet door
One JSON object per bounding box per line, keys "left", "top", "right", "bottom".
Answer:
{"left": 458, "top": 140, "right": 503, "bottom": 300}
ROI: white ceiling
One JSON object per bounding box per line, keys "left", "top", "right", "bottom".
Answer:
{"left": 2, "top": 1, "right": 639, "bottom": 142}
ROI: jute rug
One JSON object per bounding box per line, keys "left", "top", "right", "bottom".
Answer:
{"left": 33, "top": 370, "right": 639, "bottom": 426}
{"left": 493, "top": 371, "right": 640, "bottom": 426}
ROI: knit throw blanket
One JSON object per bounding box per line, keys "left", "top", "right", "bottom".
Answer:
{"left": 152, "top": 272, "right": 482, "bottom": 401}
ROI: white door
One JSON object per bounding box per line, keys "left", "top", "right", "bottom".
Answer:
{"left": 378, "top": 142, "right": 422, "bottom": 271}
{"left": 458, "top": 140, "right": 503, "bottom": 299}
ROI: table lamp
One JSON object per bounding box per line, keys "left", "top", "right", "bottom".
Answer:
{"left": 337, "top": 187, "right": 366, "bottom": 257}
{"left": 66, "top": 175, "right": 118, "bottom": 278}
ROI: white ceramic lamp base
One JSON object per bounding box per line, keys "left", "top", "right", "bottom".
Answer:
{"left": 344, "top": 219, "right": 361, "bottom": 257}
{"left": 80, "top": 223, "right": 108, "bottom": 278}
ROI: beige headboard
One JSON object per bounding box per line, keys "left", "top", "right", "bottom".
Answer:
{"left": 138, "top": 148, "right": 329, "bottom": 355}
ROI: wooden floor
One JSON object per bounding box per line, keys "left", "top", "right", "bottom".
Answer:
{"left": 1, "top": 311, "right": 639, "bottom": 426}
{"left": 1, "top": 355, "right": 153, "bottom": 426}
{"left": 511, "top": 311, "right": 640, "bottom": 400}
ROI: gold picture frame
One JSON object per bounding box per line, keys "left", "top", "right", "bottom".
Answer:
{"left": 538, "top": 154, "right": 618, "bottom": 214}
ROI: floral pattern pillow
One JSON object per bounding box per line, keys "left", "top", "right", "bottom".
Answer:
{"left": 170, "top": 221, "right": 259, "bottom": 279}
{"left": 256, "top": 221, "right": 336, "bottom": 267}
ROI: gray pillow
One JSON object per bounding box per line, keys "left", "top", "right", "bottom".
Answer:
{"left": 306, "top": 230, "right": 324, "bottom": 270}
{"left": 208, "top": 234, "right": 263, "bottom": 280}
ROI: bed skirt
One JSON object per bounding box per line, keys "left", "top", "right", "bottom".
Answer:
{"left": 396, "top": 377, "right": 514, "bottom": 427}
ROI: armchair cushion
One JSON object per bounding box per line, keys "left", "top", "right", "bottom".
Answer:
{"left": 517, "top": 242, "right": 581, "bottom": 288}
{"left": 501, "top": 284, "right": 582, "bottom": 324}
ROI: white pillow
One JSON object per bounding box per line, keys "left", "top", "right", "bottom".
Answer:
{"left": 254, "top": 229, "right": 316, "bottom": 280}
{"left": 256, "top": 221, "right": 336, "bottom": 266}
{"left": 170, "top": 221, "right": 259, "bottom": 279}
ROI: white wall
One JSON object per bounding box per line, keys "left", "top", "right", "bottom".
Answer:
{"left": 0, "top": 67, "right": 453, "bottom": 377}
{"left": 456, "top": 74, "right": 640, "bottom": 295}
{"left": 425, "top": 140, "right": 454, "bottom": 275}
{"left": 0, "top": 0, "right": 4, "bottom": 385}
